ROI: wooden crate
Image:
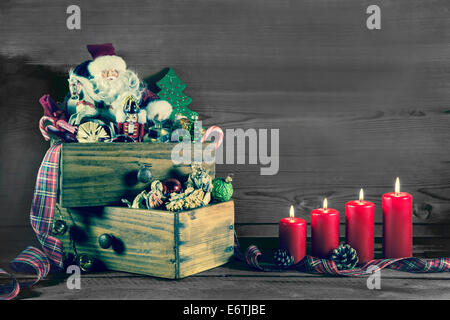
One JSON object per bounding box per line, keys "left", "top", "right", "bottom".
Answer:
{"left": 59, "top": 142, "right": 215, "bottom": 207}
{"left": 55, "top": 201, "right": 235, "bottom": 279}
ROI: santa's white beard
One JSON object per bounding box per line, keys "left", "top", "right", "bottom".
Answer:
{"left": 92, "top": 70, "right": 142, "bottom": 105}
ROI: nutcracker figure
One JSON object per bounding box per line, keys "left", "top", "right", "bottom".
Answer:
{"left": 116, "top": 95, "right": 147, "bottom": 142}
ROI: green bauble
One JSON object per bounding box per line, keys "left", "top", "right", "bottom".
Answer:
{"left": 212, "top": 176, "right": 233, "bottom": 202}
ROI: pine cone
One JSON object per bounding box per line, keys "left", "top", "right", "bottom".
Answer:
{"left": 331, "top": 244, "right": 359, "bottom": 270}
{"left": 273, "top": 249, "right": 295, "bottom": 269}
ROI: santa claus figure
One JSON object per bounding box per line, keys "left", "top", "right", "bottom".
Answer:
{"left": 66, "top": 43, "right": 173, "bottom": 133}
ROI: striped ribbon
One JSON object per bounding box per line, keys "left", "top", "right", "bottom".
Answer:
{"left": 0, "top": 144, "right": 63, "bottom": 300}
{"left": 39, "top": 116, "right": 77, "bottom": 142}
{"left": 234, "top": 233, "right": 450, "bottom": 275}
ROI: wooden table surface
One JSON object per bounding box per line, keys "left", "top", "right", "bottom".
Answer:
{"left": 2, "top": 230, "right": 450, "bottom": 300}
{"left": 1, "top": 0, "right": 450, "bottom": 302}
{"left": 6, "top": 260, "right": 450, "bottom": 300}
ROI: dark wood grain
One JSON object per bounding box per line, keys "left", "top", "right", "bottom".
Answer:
{"left": 55, "top": 202, "right": 234, "bottom": 279}
{"left": 2, "top": 227, "right": 450, "bottom": 300}
{"left": 235, "top": 237, "right": 450, "bottom": 259}
{"left": 0, "top": 0, "right": 449, "bottom": 250}
{"left": 60, "top": 142, "right": 215, "bottom": 207}
{"left": 235, "top": 223, "right": 450, "bottom": 238}
{"left": 13, "top": 270, "right": 450, "bottom": 300}
{"left": 178, "top": 200, "right": 235, "bottom": 278}
{"left": 57, "top": 205, "right": 177, "bottom": 278}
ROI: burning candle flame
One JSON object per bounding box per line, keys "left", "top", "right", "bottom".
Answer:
{"left": 323, "top": 198, "right": 328, "bottom": 212}
{"left": 359, "top": 188, "right": 364, "bottom": 202}
{"left": 290, "top": 205, "right": 294, "bottom": 220}
{"left": 395, "top": 177, "right": 400, "bottom": 195}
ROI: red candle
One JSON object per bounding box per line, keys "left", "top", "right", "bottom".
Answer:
{"left": 311, "top": 198, "right": 340, "bottom": 258}
{"left": 346, "top": 189, "right": 374, "bottom": 264}
{"left": 279, "top": 206, "right": 306, "bottom": 263}
{"left": 382, "top": 177, "right": 412, "bottom": 258}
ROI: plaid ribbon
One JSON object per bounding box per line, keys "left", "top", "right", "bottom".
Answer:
{"left": 0, "top": 144, "right": 63, "bottom": 300}
{"left": 234, "top": 233, "right": 450, "bottom": 275}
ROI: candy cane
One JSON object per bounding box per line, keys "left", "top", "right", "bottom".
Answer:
{"left": 39, "top": 116, "right": 55, "bottom": 141}
{"left": 39, "top": 117, "right": 78, "bottom": 141}
{"left": 55, "top": 120, "right": 77, "bottom": 134}
{"left": 202, "top": 126, "right": 224, "bottom": 149}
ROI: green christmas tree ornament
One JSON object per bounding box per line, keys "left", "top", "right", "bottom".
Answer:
{"left": 211, "top": 176, "right": 234, "bottom": 202}
{"left": 151, "top": 67, "right": 205, "bottom": 141}
{"left": 155, "top": 68, "right": 196, "bottom": 121}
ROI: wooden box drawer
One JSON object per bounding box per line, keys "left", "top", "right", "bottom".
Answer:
{"left": 55, "top": 201, "right": 235, "bottom": 279}
{"left": 59, "top": 143, "right": 215, "bottom": 207}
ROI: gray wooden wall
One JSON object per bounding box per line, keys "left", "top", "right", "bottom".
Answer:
{"left": 1, "top": 0, "right": 449, "bottom": 257}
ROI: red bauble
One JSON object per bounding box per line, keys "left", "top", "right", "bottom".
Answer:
{"left": 162, "top": 178, "right": 182, "bottom": 194}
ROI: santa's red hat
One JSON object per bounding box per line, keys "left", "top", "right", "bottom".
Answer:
{"left": 87, "top": 43, "right": 126, "bottom": 76}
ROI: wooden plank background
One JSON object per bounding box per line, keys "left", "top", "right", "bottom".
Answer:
{"left": 0, "top": 0, "right": 449, "bottom": 256}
